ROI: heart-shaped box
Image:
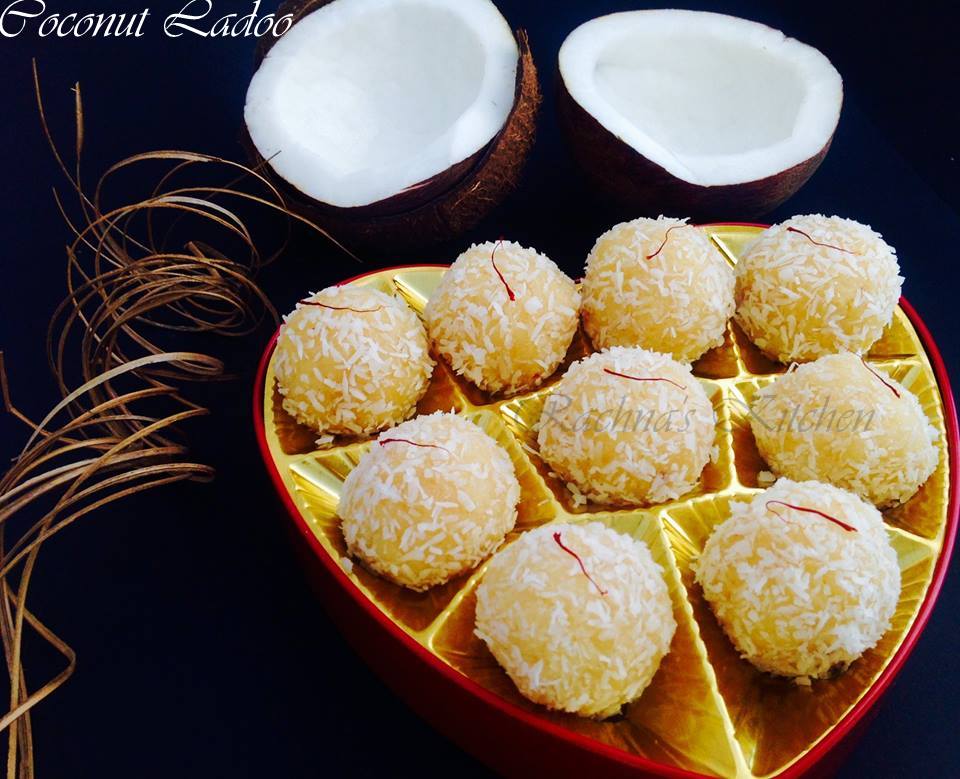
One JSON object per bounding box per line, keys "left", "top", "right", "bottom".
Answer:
{"left": 255, "top": 225, "right": 957, "bottom": 778}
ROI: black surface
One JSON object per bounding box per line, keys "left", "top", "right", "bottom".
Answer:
{"left": 1, "top": 1, "right": 958, "bottom": 776}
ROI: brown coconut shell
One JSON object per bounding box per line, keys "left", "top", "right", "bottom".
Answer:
{"left": 556, "top": 75, "right": 836, "bottom": 221}
{"left": 246, "top": 0, "right": 541, "bottom": 255}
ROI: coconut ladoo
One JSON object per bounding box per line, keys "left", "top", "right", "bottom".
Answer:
{"left": 750, "top": 353, "right": 939, "bottom": 507}
{"left": 339, "top": 413, "right": 520, "bottom": 590}
{"left": 696, "top": 479, "right": 901, "bottom": 683}
{"left": 581, "top": 217, "right": 735, "bottom": 362}
{"left": 274, "top": 286, "right": 433, "bottom": 436}
{"left": 736, "top": 215, "right": 903, "bottom": 362}
{"left": 425, "top": 240, "right": 580, "bottom": 394}
{"left": 557, "top": 10, "right": 842, "bottom": 218}
{"left": 244, "top": 0, "right": 541, "bottom": 252}
{"left": 475, "top": 523, "right": 676, "bottom": 718}
{"left": 537, "top": 347, "right": 716, "bottom": 506}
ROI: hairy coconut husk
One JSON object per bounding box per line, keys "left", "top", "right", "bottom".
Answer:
{"left": 556, "top": 77, "right": 834, "bottom": 221}
{"left": 246, "top": 0, "right": 541, "bottom": 255}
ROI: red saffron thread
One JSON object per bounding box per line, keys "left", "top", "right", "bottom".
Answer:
{"left": 786, "top": 226, "right": 855, "bottom": 255}
{"left": 378, "top": 438, "right": 452, "bottom": 455}
{"left": 765, "top": 500, "right": 857, "bottom": 533}
{"left": 603, "top": 368, "right": 686, "bottom": 392}
{"left": 646, "top": 224, "right": 683, "bottom": 260}
{"left": 299, "top": 299, "right": 383, "bottom": 313}
{"left": 490, "top": 238, "right": 516, "bottom": 301}
{"left": 860, "top": 357, "right": 901, "bottom": 399}
{"left": 552, "top": 532, "right": 607, "bottom": 595}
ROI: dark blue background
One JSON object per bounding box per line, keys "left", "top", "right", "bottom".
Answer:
{"left": 1, "top": 0, "right": 958, "bottom": 776}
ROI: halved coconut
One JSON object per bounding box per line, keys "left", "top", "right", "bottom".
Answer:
{"left": 557, "top": 10, "right": 842, "bottom": 218}
{"left": 245, "top": 0, "right": 540, "bottom": 253}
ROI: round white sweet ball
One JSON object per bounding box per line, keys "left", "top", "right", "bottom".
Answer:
{"left": 750, "top": 352, "right": 939, "bottom": 507}
{"left": 339, "top": 412, "right": 520, "bottom": 590}
{"left": 274, "top": 285, "right": 433, "bottom": 436}
{"left": 475, "top": 522, "right": 676, "bottom": 717}
{"left": 735, "top": 215, "right": 902, "bottom": 363}
{"left": 425, "top": 240, "right": 580, "bottom": 394}
{"left": 696, "top": 478, "right": 900, "bottom": 681}
{"left": 581, "top": 217, "right": 735, "bottom": 362}
{"left": 537, "top": 347, "right": 716, "bottom": 506}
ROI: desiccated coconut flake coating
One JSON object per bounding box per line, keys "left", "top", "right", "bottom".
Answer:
{"left": 274, "top": 286, "right": 433, "bottom": 436}
{"left": 339, "top": 412, "right": 520, "bottom": 591}
{"left": 425, "top": 240, "right": 581, "bottom": 394}
{"left": 695, "top": 478, "right": 900, "bottom": 682}
{"left": 581, "top": 217, "right": 736, "bottom": 363}
{"left": 537, "top": 347, "right": 716, "bottom": 506}
{"left": 475, "top": 522, "right": 676, "bottom": 718}
{"left": 750, "top": 352, "right": 939, "bottom": 507}
{"left": 735, "top": 215, "right": 903, "bottom": 363}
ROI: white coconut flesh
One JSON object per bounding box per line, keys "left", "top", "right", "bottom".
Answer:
{"left": 558, "top": 10, "right": 843, "bottom": 186}
{"left": 244, "top": 0, "right": 519, "bottom": 208}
